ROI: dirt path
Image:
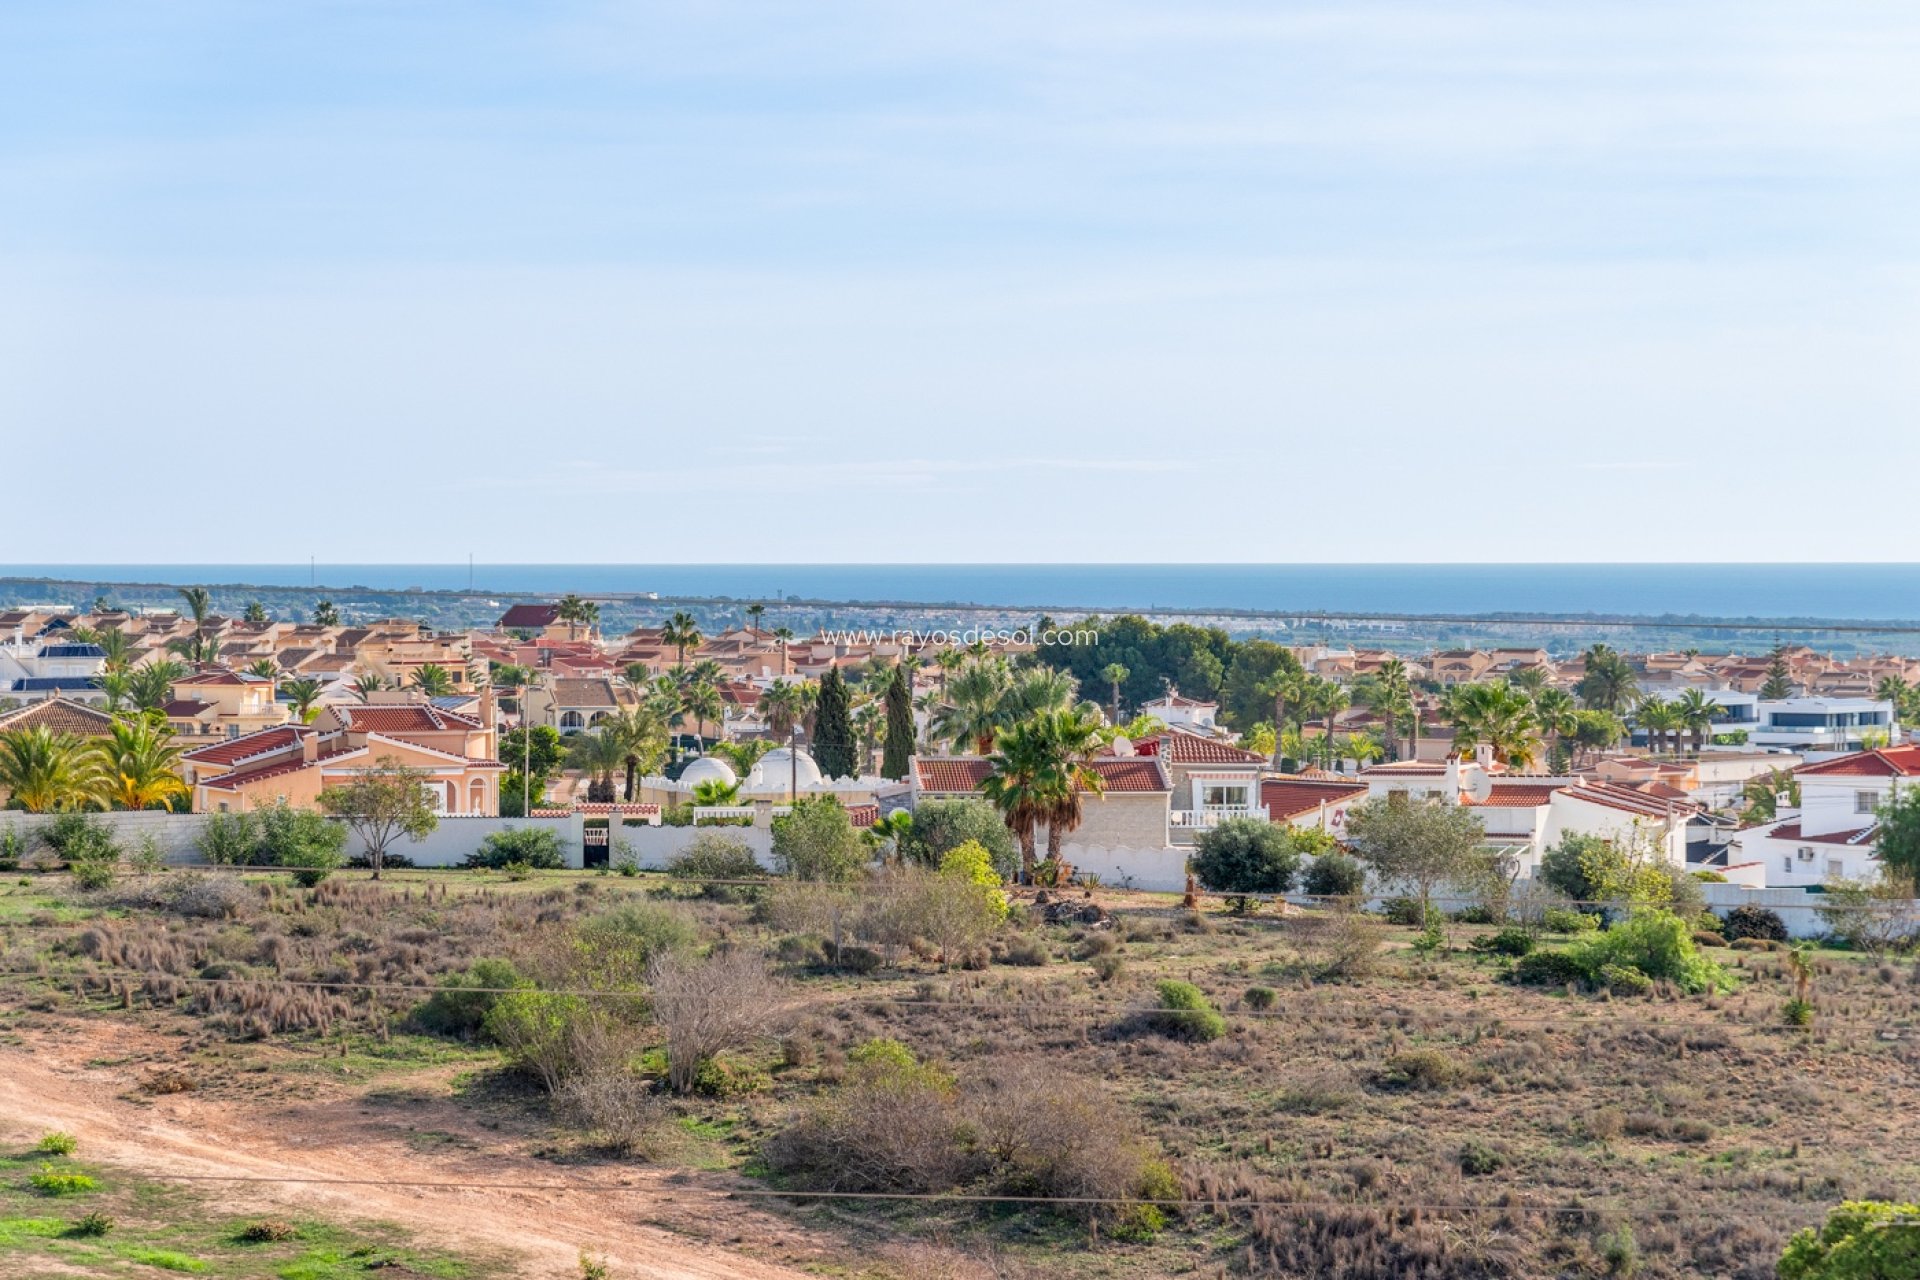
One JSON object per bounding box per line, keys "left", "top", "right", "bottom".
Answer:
{"left": 0, "top": 1027, "right": 831, "bottom": 1280}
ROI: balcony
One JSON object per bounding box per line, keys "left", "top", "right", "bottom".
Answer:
{"left": 1170, "top": 805, "right": 1270, "bottom": 830}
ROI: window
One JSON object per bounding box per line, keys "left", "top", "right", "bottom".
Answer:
{"left": 1826, "top": 858, "right": 1844, "bottom": 879}
{"left": 1201, "top": 783, "right": 1249, "bottom": 809}
{"left": 559, "top": 710, "right": 585, "bottom": 731}
{"left": 1856, "top": 790, "right": 1879, "bottom": 814}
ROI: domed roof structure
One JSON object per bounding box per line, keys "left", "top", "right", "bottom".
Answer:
{"left": 748, "top": 747, "right": 823, "bottom": 791}
{"left": 678, "top": 756, "right": 738, "bottom": 789}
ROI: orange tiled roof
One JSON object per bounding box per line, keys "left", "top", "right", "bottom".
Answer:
{"left": 1796, "top": 746, "right": 1920, "bottom": 778}
{"left": 0, "top": 697, "right": 115, "bottom": 738}
{"left": 913, "top": 756, "right": 1169, "bottom": 794}
{"left": 1260, "top": 777, "right": 1367, "bottom": 820}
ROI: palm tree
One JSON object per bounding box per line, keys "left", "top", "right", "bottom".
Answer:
{"left": 1297, "top": 677, "right": 1349, "bottom": 769}
{"left": 599, "top": 706, "right": 667, "bottom": 801}
{"left": 176, "top": 586, "right": 213, "bottom": 664}
{"left": 1635, "top": 698, "right": 1682, "bottom": 757}
{"left": 556, "top": 594, "right": 590, "bottom": 642}
{"left": 1342, "top": 733, "right": 1384, "bottom": 774}
{"left": 93, "top": 628, "right": 135, "bottom": 673}
{"left": 566, "top": 728, "right": 626, "bottom": 804}
{"left": 663, "top": 612, "right": 702, "bottom": 669}
{"left": 282, "top": 677, "right": 324, "bottom": 724}
{"left": 98, "top": 671, "right": 133, "bottom": 715}
{"left": 684, "top": 682, "right": 723, "bottom": 746}
{"left": 246, "top": 658, "right": 278, "bottom": 682}
{"left": 312, "top": 600, "right": 341, "bottom": 627}
{"left": 243, "top": 600, "right": 268, "bottom": 625}
{"left": 691, "top": 777, "right": 742, "bottom": 807}
{"left": 646, "top": 678, "right": 688, "bottom": 763}
{"left": 745, "top": 602, "right": 766, "bottom": 638}
{"left": 1367, "top": 657, "right": 1413, "bottom": 762}
{"left": 352, "top": 672, "right": 387, "bottom": 702}
{"left": 772, "top": 627, "right": 795, "bottom": 676}
{"left": 854, "top": 700, "right": 886, "bottom": 772}
{"left": 981, "top": 709, "right": 1107, "bottom": 880}
{"left": 761, "top": 682, "right": 805, "bottom": 741}
{"left": 1670, "top": 687, "right": 1723, "bottom": 755}
{"left": 1100, "top": 663, "right": 1130, "bottom": 726}
{"left": 935, "top": 648, "right": 966, "bottom": 699}
{"left": 1575, "top": 644, "right": 1638, "bottom": 712}
{"left": 102, "top": 717, "right": 188, "bottom": 811}
{"left": 127, "top": 661, "right": 187, "bottom": 715}
{"left": 685, "top": 658, "right": 726, "bottom": 691}
{"left": 409, "top": 664, "right": 455, "bottom": 697}
{"left": 933, "top": 660, "right": 1013, "bottom": 753}
{"left": 1531, "top": 687, "right": 1578, "bottom": 766}
{"left": 1446, "top": 680, "right": 1542, "bottom": 768}
{"left": 1256, "top": 668, "right": 1303, "bottom": 768}
{"left": 621, "top": 661, "right": 652, "bottom": 690}
{"left": 0, "top": 727, "right": 112, "bottom": 812}
{"left": 1507, "top": 666, "right": 1549, "bottom": 696}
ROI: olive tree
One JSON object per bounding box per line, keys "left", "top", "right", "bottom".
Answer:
{"left": 1343, "top": 797, "right": 1485, "bottom": 919}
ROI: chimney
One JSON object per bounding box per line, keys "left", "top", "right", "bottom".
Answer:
{"left": 300, "top": 731, "right": 320, "bottom": 764}
{"left": 480, "top": 681, "right": 496, "bottom": 729}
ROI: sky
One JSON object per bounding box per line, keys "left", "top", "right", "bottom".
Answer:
{"left": 3, "top": 1, "right": 1919, "bottom": 564}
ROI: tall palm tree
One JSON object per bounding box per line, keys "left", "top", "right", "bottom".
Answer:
{"left": 566, "top": 727, "right": 626, "bottom": 804}
{"left": 599, "top": 706, "right": 667, "bottom": 801}
{"left": 128, "top": 661, "right": 187, "bottom": 715}
{"left": 663, "top": 612, "right": 702, "bottom": 669}
{"left": 854, "top": 700, "right": 887, "bottom": 773}
{"left": 933, "top": 660, "right": 1013, "bottom": 753}
{"left": 556, "top": 594, "right": 590, "bottom": 642}
{"left": 761, "top": 682, "right": 804, "bottom": 740}
{"left": 621, "top": 661, "right": 652, "bottom": 690}
{"left": 685, "top": 682, "right": 723, "bottom": 745}
{"left": 1367, "top": 657, "right": 1413, "bottom": 762}
{"left": 1297, "top": 677, "right": 1348, "bottom": 769}
{"left": 1530, "top": 687, "right": 1578, "bottom": 766}
{"left": 1635, "top": 698, "right": 1682, "bottom": 757}
{"left": 1100, "top": 663, "right": 1130, "bottom": 726}
{"left": 646, "top": 677, "right": 688, "bottom": 763}
{"left": 745, "top": 602, "right": 766, "bottom": 637}
{"left": 0, "top": 728, "right": 112, "bottom": 812}
{"left": 1670, "top": 687, "right": 1724, "bottom": 755}
{"left": 685, "top": 658, "right": 726, "bottom": 690}
{"left": 93, "top": 628, "right": 134, "bottom": 673}
{"left": 772, "top": 627, "right": 795, "bottom": 676}
{"left": 1446, "top": 680, "right": 1542, "bottom": 768}
{"left": 312, "top": 600, "right": 341, "bottom": 627}
{"left": 935, "top": 648, "right": 966, "bottom": 699}
{"left": 1575, "top": 644, "right": 1639, "bottom": 712}
{"left": 282, "top": 677, "right": 325, "bottom": 724}
{"left": 1256, "top": 668, "right": 1303, "bottom": 768}
{"left": 177, "top": 586, "right": 214, "bottom": 664}
{"left": 102, "top": 717, "right": 188, "bottom": 811}
{"left": 1506, "top": 665, "right": 1550, "bottom": 696}
{"left": 981, "top": 709, "right": 1107, "bottom": 880}
{"left": 99, "top": 670, "right": 133, "bottom": 715}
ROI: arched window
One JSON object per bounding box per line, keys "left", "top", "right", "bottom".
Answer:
{"left": 559, "top": 710, "right": 585, "bottom": 731}
{"left": 590, "top": 711, "right": 610, "bottom": 725}
{"left": 469, "top": 778, "right": 486, "bottom": 814}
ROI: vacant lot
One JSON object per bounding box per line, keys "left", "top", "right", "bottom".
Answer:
{"left": 2, "top": 863, "right": 1917, "bottom": 1279}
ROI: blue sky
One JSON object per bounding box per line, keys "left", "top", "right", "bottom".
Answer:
{"left": 3, "top": 2, "right": 1918, "bottom": 563}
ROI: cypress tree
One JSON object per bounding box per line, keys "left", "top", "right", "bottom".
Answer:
{"left": 882, "top": 663, "right": 914, "bottom": 780}
{"left": 1760, "top": 645, "right": 1794, "bottom": 701}
{"left": 814, "top": 667, "right": 856, "bottom": 778}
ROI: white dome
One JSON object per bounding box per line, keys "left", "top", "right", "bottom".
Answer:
{"left": 748, "top": 747, "right": 823, "bottom": 791}
{"left": 678, "top": 756, "right": 738, "bottom": 789}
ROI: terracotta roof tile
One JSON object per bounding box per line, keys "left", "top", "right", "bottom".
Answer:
{"left": 913, "top": 756, "right": 1169, "bottom": 794}
{"left": 0, "top": 697, "right": 115, "bottom": 738}
{"left": 1260, "top": 777, "right": 1367, "bottom": 820}
{"left": 1796, "top": 746, "right": 1920, "bottom": 778}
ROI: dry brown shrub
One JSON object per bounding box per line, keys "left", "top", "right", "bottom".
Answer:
{"left": 557, "top": 1070, "right": 664, "bottom": 1155}
{"left": 648, "top": 947, "right": 785, "bottom": 1095}
{"left": 1291, "top": 906, "right": 1385, "bottom": 980}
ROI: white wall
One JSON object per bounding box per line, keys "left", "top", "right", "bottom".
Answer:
{"left": 1, "top": 811, "right": 215, "bottom": 860}
{"left": 1057, "top": 842, "right": 1188, "bottom": 892}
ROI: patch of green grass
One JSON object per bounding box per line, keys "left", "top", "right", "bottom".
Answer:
{"left": 277, "top": 1245, "right": 470, "bottom": 1279}
{"left": 117, "top": 1245, "right": 210, "bottom": 1272}
{"left": 0, "top": 1214, "right": 67, "bottom": 1246}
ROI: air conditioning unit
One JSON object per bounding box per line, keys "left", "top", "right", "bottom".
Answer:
{"left": 1797, "top": 847, "right": 1815, "bottom": 862}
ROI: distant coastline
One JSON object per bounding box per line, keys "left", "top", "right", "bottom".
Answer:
{"left": 6, "top": 563, "right": 1920, "bottom": 628}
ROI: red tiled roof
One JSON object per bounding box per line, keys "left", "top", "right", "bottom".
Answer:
{"left": 498, "top": 604, "right": 562, "bottom": 628}
{"left": 335, "top": 705, "right": 480, "bottom": 735}
{"left": 162, "top": 699, "right": 214, "bottom": 718}
{"left": 1796, "top": 746, "right": 1920, "bottom": 778}
{"left": 1360, "top": 761, "right": 1448, "bottom": 777}
{"left": 913, "top": 756, "right": 1170, "bottom": 794}
{"left": 1463, "top": 783, "right": 1562, "bottom": 809}
{"left": 0, "top": 697, "right": 116, "bottom": 738}
{"left": 1763, "top": 821, "right": 1878, "bottom": 846}
{"left": 181, "top": 725, "right": 312, "bottom": 766}
{"left": 200, "top": 745, "right": 366, "bottom": 791}
{"left": 1152, "top": 731, "right": 1266, "bottom": 766}
{"left": 1261, "top": 777, "right": 1367, "bottom": 820}
{"left": 1559, "top": 780, "right": 1701, "bottom": 819}
{"left": 847, "top": 803, "right": 879, "bottom": 829}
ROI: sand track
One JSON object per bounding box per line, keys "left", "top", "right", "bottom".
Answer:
{"left": 0, "top": 1028, "right": 825, "bottom": 1280}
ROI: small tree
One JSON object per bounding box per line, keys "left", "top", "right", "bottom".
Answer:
{"left": 317, "top": 757, "right": 438, "bottom": 879}
{"left": 466, "top": 825, "right": 566, "bottom": 870}
{"left": 1343, "top": 797, "right": 1485, "bottom": 920}
{"left": 771, "top": 795, "right": 867, "bottom": 882}
{"left": 1189, "top": 817, "right": 1310, "bottom": 913}
{"left": 1876, "top": 785, "right": 1920, "bottom": 887}
{"left": 898, "top": 798, "right": 1019, "bottom": 879}
{"left": 881, "top": 664, "right": 914, "bottom": 781}
{"left": 648, "top": 948, "right": 784, "bottom": 1095}
{"left": 1778, "top": 1200, "right": 1920, "bottom": 1280}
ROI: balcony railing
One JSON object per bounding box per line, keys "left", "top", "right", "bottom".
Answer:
{"left": 1170, "top": 805, "right": 1270, "bottom": 829}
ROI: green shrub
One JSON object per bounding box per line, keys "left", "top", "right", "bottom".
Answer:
{"left": 774, "top": 934, "right": 827, "bottom": 966}
{"left": 0, "top": 825, "right": 27, "bottom": 871}
{"left": 836, "top": 945, "right": 883, "bottom": 974}
{"left": 236, "top": 1220, "right": 299, "bottom": 1243}
{"left": 1470, "top": 927, "right": 1535, "bottom": 957}
{"left": 1783, "top": 997, "right": 1815, "bottom": 1027}
{"left": 1458, "top": 1140, "right": 1506, "bottom": 1175}
{"left": 1304, "top": 851, "right": 1367, "bottom": 898}
{"left": 1190, "top": 817, "right": 1307, "bottom": 911}
{"left": 195, "top": 810, "right": 259, "bottom": 865}
{"left": 256, "top": 799, "right": 347, "bottom": 882}
{"left": 1147, "top": 981, "right": 1226, "bottom": 1042}
{"left": 68, "top": 1211, "right": 113, "bottom": 1237}
{"left": 1544, "top": 907, "right": 1601, "bottom": 934}
{"left": 771, "top": 796, "right": 868, "bottom": 882}
{"left": 1511, "top": 950, "right": 1588, "bottom": 987}
{"left": 897, "top": 798, "right": 1019, "bottom": 880}
{"left": 1243, "top": 985, "right": 1278, "bottom": 1011}
{"left": 1001, "top": 937, "right": 1050, "bottom": 967}
{"left": 412, "top": 958, "right": 529, "bottom": 1040}
{"left": 1569, "top": 911, "right": 1733, "bottom": 994}
{"left": 1374, "top": 1048, "right": 1463, "bottom": 1092}
{"left": 665, "top": 832, "right": 765, "bottom": 900}
{"left": 466, "top": 825, "right": 566, "bottom": 870}
{"left": 1382, "top": 896, "right": 1442, "bottom": 928}
{"left": 29, "top": 1165, "right": 97, "bottom": 1195}
{"left": 36, "top": 1131, "right": 78, "bottom": 1156}
{"left": 1778, "top": 1200, "right": 1920, "bottom": 1280}
{"left": 693, "top": 1055, "right": 770, "bottom": 1098}
{"left": 1599, "top": 963, "right": 1654, "bottom": 997}
{"left": 1721, "top": 904, "right": 1788, "bottom": 943}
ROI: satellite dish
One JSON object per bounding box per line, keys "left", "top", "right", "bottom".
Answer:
{"left": 1110, "top": 735, "right": 1135, "bottom": 757}
{"left": 1467, "top": 771, "right": 1495, "bottom": 805}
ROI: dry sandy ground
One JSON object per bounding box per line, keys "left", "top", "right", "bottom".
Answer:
{"left": 0, "top": 1021, "right": 837, "bottom": 1280}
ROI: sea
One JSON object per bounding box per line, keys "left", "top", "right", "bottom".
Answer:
{"left": 6, "top": 564, "right": 1920, "bottom": 623}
